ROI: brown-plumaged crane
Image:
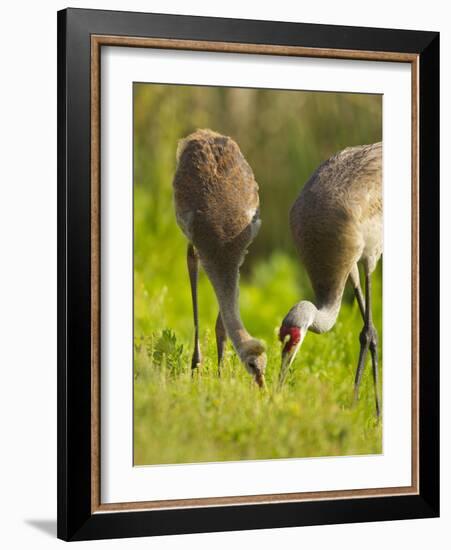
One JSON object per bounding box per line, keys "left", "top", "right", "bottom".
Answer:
{"left": 278, "top": 142, "right": 382, "bottom": 417}
{"left": 173, "top": 129, "right": 266, "bottom": 387}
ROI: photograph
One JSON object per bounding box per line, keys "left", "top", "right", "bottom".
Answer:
{"left": 55, "top": 5, "right": 440, "bottom": 542}
{"left": 133, "top": 83, "right": 383, "bottom": 466}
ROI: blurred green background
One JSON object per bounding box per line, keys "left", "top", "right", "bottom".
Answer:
{"left": 133, "top": 83, "right": 382, "bottom": 465}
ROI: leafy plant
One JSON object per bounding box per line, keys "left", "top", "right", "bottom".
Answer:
{"left": 152, "top": 329, "right": 184, "bottom": 376}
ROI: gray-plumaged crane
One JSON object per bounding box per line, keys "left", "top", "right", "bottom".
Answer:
{"left": 173, "top": 129, "right": 266, "bottom": 387}
{"left": 278, "top": 142, "right": 382, "bottom": 417}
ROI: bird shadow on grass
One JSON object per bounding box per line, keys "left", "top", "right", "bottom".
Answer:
{"left": 25, "top": 519, "right": 57, "bottom": 538}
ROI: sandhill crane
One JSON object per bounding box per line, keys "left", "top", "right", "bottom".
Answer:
{"left": 173, "top": 129, "right": 266, "bottom": 387}
{"left": 278, "top": 142, "right": 382, "bottom": 417}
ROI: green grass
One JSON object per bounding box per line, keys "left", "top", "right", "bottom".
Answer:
{"left": 133, "top": 83, "right": 382, "bottom": 466}
{"left": 133, "top": 249, "right": 382, "bottom": 465}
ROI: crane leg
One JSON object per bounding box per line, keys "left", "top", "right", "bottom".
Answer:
{"left": 349, "top": 264, "right": 365, "bottom": 319}
{"left": 353, "top": 269, "right": 381, "bottom": 418}
{"left": 215, "top": 312, "right": 227, "bottom": 376}
{"left": 353, "top": 286, "right": 365, "bottom": 320}
{"left": 187, "top": 243, "right": 202, "bottom": 371}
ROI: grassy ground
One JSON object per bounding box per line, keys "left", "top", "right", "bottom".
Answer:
{"left": 133, "top": 84, "right": 382, "bottom": 465}
{"left": 134, "top": 241, "right": 382, "bottom": 465}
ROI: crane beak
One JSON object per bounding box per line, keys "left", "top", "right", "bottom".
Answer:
{"left": 278, "top": 340, "right": 302, "bottom": 389}
{"left": 254, "top": 371, "right": 267, "bottom": 390}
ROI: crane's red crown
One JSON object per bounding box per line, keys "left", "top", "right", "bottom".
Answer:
{"left": 279, "top": 325, "right": 301, "bottom": 353}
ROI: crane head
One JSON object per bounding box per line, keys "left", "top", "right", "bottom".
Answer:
{"left": 278, "top": 325, "right": 305, "bottom": 387}
{"left": 278, "top": 301, "right": 314, "bottom": 387}
{"left": 240, "top": 339, "right": 267, "bottom": 388}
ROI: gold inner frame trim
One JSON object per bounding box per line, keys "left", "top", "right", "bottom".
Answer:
{"left": 90, "top": 34, "right": 420, "bottom": 514}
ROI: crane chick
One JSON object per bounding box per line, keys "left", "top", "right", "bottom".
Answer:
{"left": 278, "top": 143, "right": 382, "bottom": 417}
{"left": 173, "top": 129, "right": 266, "bottom": 386}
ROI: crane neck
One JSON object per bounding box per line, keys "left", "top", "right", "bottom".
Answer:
{"left": 200, "top": 259, "right": 253, "bottom": 355}
{"left": 310, "top": 299, "right": 342, "bottom": 334}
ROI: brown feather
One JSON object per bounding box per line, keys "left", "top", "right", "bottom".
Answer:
{"left": 290, "top": 142, "right": 382, "bottom": 307}
{"left": 173, "top": 129, "right": 260, "bottom": 268}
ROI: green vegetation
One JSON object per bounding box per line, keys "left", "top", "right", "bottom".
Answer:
{"left": 133, "top": 84, "right": 382, "bottom": 465}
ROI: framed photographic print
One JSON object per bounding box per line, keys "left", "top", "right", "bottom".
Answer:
{"left": 57, "top": 7, "right": 439, "bottom": 541}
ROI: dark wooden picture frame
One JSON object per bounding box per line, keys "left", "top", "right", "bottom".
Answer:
{"left": 57, "top": 7, "right": 439, "bottom": 541}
